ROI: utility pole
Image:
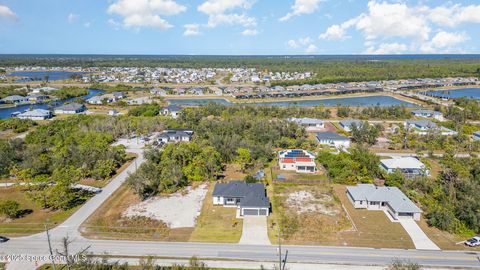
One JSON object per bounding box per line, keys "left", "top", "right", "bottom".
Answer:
{"left": 45, "top": 223, "right": 57, "bottom": 270}
{"left": 278, "top": 225, "right": 282, "bottom": 270}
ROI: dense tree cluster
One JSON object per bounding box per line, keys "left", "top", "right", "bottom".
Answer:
{"left": 51, "top": 87, "right": 88, "bottom": 100}
{"left": 128, "top": 103, "right": 162, "bottom": 117}
{"left": 350, "top": 122, "right": 382, "bottom": 145}
{"left": 127, "top": 144, "right": 222, "bottom": 199}
{"left": 0, "top": 118, "right": 37, "bottom": 133}
{"left": 445, "top": 98, "right": 480, "bottom": 121}
{"left": 336, "top": 105, "right": 411, "bottom": 119}
{"left": 402, "top": 156, "right": 480, "bottom": 235}
{"left": 316, "top": 147, "right": 381, "bottom": 184}
{"left": 0, "top": 115, "right": 165, "bottom": 210}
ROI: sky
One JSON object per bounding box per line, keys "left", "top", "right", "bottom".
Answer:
{"left": 0, "top": 0, "right": 480, "bottom": 55}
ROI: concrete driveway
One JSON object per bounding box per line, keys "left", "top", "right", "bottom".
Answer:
{"left": 239, "top": 216, "right": 271, "bottom": 245}
{"left": 399, "top": 219, "right": 440, "bottom": 250}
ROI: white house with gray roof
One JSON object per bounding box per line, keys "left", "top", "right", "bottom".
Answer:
{"left": 411, "top": 109, "right": 444, "bottom": 121}
{"left": 1, "top": 95, "right": 29, "bottom": 105}
{"left": 162, "top": 105, "right": 181, "bottom": 119}
{"left": 17, "top": 109, "right": 52, "bottom": 120}
{"left": 316, "top": 132, "right": 350, "bottom": 149}
{"left": 157, "top": 128, "right": 193, "bottom": 144}
{"left": 54, "top": 103, "right": 86, "bottom": 114}
{"left": 380, "top": 157, "right": 430, "bottom": 178}
{"left": 287, "top": 118, "right": 324, "bottom": 131}
{"left": 346, "top": 184, "right": 422, "bottom": 221}
{"left": 339, "top": 119, "right": 364, "bottom": 132}
{"left": 213, "top": 181, "right": 270, "bottom": 216}
{"left": 405, "top": 120, "right": 457, "bottom": 136}
{"left": 473, "top": 131, "right": 480, "bottom": 141}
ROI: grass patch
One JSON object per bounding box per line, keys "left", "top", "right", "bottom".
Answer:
{"left": 189, "top": 183, "right": 242, "bottom": 243}
{"left": 418, "top": 218, "right": 480, "bottom": 251}
{"left": 331, "top": 185, "right": 415, "bottom": 249}
{"left": 0, "top": 186, "right": 80, "bottom": 237}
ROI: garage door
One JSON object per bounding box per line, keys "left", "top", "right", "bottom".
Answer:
{"left": 259, "top": 209, "right": 268, "bottom": 216}
{"left": 243, "top": 209, "right": 259, "bottom": 216}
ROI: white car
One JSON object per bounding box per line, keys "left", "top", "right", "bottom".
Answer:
{"left": 465, "top": 236, "right": 480, "bottom": 247}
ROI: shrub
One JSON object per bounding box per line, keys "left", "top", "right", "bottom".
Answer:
{"left": 0, "top": 199, "right": 21, "bottom": 218}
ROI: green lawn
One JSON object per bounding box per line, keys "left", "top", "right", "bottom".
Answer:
{"left": 189, "top": 184, "right": 242, "bottom": 243}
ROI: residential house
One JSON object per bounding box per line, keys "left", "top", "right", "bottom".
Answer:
{"left": 17, "top": 109, "right": 53, "bottom": 120}
{"left": 157, "top": 129, "right": 193, "bottom": 144}
{"left": 473, "top": 131, "right": 480, "bottom": 141}
{"left": 86, "top": 96, "right": 104, "bottom": 105}
{"left": 212, "top": 181, "right": 270, "bottom": 216}
{"left": 27, "top": 94, "right": 48, "bottom": 103}
{"left": 1, "top": 95, "right": 29, "bottom": 105}
{"left": 108, "top": 109, "right": 120, "bottom": 116}
{"left": 411, "top": 109, "right": 444, "bottom": 121}
{"left": 346, "top": 184, "right": 422, "bottom": 221}
{"left": 380, "top": 157, "right": 430, "bottom": 178}
{"left": 54, "top": 103, "right": 86, "bottom": 114}
{"left": 404, "top": 120, "right": 457, "bottom": 136}
{"left": 316, "top": 132, "right": 351, "bottom": 149}
{"left": 112, "top": 92, "right": 126, "bottom": 100}
{"left": 162, "top": 105, "right": 181, "bottom": 119}
{"left": 287, "top": 118, "right": 325, "bottom": 131}
{"left": 278, "top": 149, "right": 317, "bottom": 173}
{"left": 339, "top": 119, "right": 364, "bottom": 132}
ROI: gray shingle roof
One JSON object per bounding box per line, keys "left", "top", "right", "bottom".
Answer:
{"left": 55, "top": 103, "right": 85, "bottom": 112}
{"left": 406, "top": 120, "right": 437, "bottom": 128}
{"left": 347, "top": 184, "right": 422, "bottom": 213}
{"left": 316, "top": 132, "right": 349, "bottom": 141}
{"left": 213, "top": 181, "right": 270, "bottom": 208}
{"left": 340, "top": 119, "right": 363, "bottom": 127}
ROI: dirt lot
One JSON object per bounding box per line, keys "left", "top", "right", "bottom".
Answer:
{"left": 268, "top": 182, "right": 350, "bottom": 245}
{"left": 189, "top": 183, "right": 243, "bottom": 243}
{"left": 124, "top": 184, "right": 207, "bottom": 228}
{"left": 81, "top": 184, "right": 194, "bottom": 241}
{"left": 268, "top": 183, "right": 416, "bottom": 249}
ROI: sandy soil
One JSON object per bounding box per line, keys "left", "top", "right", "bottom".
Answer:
{"left": 123, "top": 184, "right": 208, "bottom": 228}
{"left": 286, "top": 190, "right": 339, "bottom": 216}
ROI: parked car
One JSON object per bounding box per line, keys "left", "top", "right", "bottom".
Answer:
{"left": 465, "top": 236, "right": 480, "bottom": 247}
{"left": 0, "top": 236, "right": 9, "bottom": 243}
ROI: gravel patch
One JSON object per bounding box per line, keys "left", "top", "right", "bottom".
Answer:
{"left": 123, "top": 184, "right": 208, "bottom": 228}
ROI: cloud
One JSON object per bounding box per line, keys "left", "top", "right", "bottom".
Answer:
{"left": 107, "top": 0, "right": 186, "bottom": 30}
{"left": 320, "top": 1, "right": 479, "bottom": 53}
{"left": 428, "top": 4, "right": 480, "bottom": 28}
{"left": 241, "top": 29, "right": 258, "bottom": 36}
{"left": 183, "top": 24, "right": 201, "bottom": 36}
{"left": 420, "top": 31, "right": 469, "bottom": 53}
{"left": 84, "top": 22, "right": 92, "bottom": 28}
{"left": 305, "top": 44, "right": 318, "bottom": 54}
{"left": 0, "top": 4, "right": 18, "bottom": 21}
{"left": 287, "top": 37, "right": 317, "bottom": 53}
{"left": 319, "top": 19, "right": 356, "bottom": 40}
{"left": 280, "top": 0, "right": 323, "bottom": 21}
{"left": 364, "top": 43, "right": 408, "bottom": 54}
{"left": 198, "top": 0, "right": 256, "bottom": 28}
{"left": 68, "top": 13, "right": 79, "bottom": 23}
{"left": 287, "top": 37, "right": 313, "bottom": 48}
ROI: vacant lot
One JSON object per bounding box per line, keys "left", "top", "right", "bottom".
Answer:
{"left": 81, "top": 183, "right": 195, "bottom": 241}
{"left": 0, "top": 186, "right": 79, "bottom": 237}
{"left": 271, "top": 166, "right": 328, "bottom": 184}
{"left": 418, "top": 218, "right": 480, "bottom": 251}
{"left": 189, "top": 183, "right": 242, "bottom": 243}
{"left": 268, "top": 182, "right": 350, "bottom": 245}
{"left": 268, "top": 183, "right": 415, "bottom": 249}
{"left": 124, "top": 184, "right": 207, "bottom": 228}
